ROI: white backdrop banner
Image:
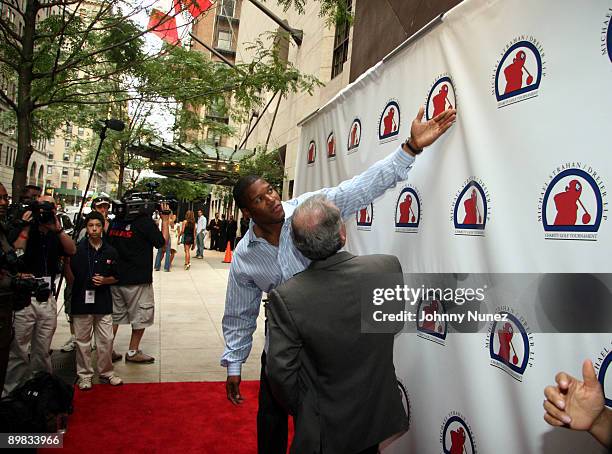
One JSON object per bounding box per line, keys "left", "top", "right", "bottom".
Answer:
{"left": 295, "top": 0, "right": 612, "bottom": 453}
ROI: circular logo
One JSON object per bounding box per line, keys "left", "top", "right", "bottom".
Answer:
{"left": 416, "top": 299, "right": 447, "bottom": 341}
{"left": 494, "top": 41, "right": 543, "bottom": 102}
{"left": 597, "top": 350, "right": 612, "bottom": 407}
{"left": 441, "top": 414, "right": 476, "bottom": 454}
{"left": 426, "top": 77, "right": 456, "bottom": 120}
{"left": 306, "top": 141, "right": 316, "bottom": 165}
{"left": 356, "top": 203, "right": 373, "bottom": 228}
{"left": 395, "top": 187, "right": 421, "bottom": 229}
{"left": 347, "top": 118, "right": 361, "bottom": 152}
{"left": 326, "top": 132, "right": 336, "bottom": 159}
{"left": 378, "top": 100, "right": 400, "bottom": 142}
{"left": 541, "top": 169, "right": 604, "bottom": 233}
{"left": 488, "top": 312, "right": 530, "bottom": 376}
{"left": 453, "top": 181, "right": 488, "bottom": 230}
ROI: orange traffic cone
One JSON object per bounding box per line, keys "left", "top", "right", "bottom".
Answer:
{"left": 222, "top": 241, "right": 233, "bottom": 263}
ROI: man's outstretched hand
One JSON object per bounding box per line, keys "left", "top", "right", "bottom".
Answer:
{"left": 410, "top": 106, "right": 456, "bottom": 149}
{"left": 226, "top": 375, "right": 244, "bottom": 405}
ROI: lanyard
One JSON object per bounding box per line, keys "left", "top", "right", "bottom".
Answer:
{"left": 87, "top": 242, "right": 100, "bottom": 280}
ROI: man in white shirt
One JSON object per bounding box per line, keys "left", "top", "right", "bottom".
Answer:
{"left": 195, "top": 209, "right": 207, "bottom": 258}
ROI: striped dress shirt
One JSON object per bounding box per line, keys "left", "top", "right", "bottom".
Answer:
{"left": 221, "top": 146, "right": 415, "bottom": 375}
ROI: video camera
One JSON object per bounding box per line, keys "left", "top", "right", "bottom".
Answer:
{"left": 112, "top": 182, "right": 177, "bottom": 222}
{"left": 0, "top": 243, "right": 51, "bottom": 307}
{"left": 7, "top": 200, "right": 56, "bottom": 228}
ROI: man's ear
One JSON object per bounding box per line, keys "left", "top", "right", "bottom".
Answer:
{"left": 241, "top": 207, "right": 251, "bottom": 219}
{"left": 339, "top": 223, "right": 347, "bottom": 247}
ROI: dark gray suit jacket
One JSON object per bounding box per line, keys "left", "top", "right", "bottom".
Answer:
{"left": 266, "top": 251, "right": 408, "bottom": 454}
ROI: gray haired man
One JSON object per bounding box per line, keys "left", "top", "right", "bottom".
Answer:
{"left": 266, "top": 195, "right": 408, "bottom": 454}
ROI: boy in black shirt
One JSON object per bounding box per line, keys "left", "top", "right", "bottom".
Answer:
{"left": 71, "top": 211, "right": 122, "bottom": 390}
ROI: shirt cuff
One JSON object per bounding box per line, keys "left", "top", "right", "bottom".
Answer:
{"left": 394, "top": 145, "right": 416, "bottom": 168}
{"left": 227, "top": 362, "right": 242, "bottom": 376}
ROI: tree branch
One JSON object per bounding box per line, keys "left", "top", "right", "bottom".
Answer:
{"left": 0, "top": 87, "right": 17, "bottom": 112}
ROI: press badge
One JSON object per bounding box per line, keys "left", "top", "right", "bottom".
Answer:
{"left": 85, "top": 290, "right": 95, "bottom": 304}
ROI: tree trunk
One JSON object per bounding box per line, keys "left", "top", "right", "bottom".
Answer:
{"left": 11, "top": 1, "right": 37, "bottom": 201}
{"left": 116, "top": 145, "right": 126, "bottom": 198}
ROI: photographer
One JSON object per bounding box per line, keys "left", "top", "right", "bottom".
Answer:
{"left": 107, "top": 201, "right": 169, "bottom": 364}
{"left": 0, "top": 183, "right": 16, "bottom": 392}
{"left": 4, "top": 195, "right": 76, "bottom": 396}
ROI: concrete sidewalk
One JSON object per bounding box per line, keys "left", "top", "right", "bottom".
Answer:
{"left": 51, "top": 244, "right": 266, "bottom": 383}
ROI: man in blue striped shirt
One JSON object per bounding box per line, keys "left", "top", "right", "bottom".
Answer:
{"left": 222, "top": 106, "right": 456, "bottom": 453}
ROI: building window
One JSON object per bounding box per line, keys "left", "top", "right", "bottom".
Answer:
{"left": 73, "top": 168, "right": 80, "bottom": 176}
{"left": 46, "top": 180, "right": 52, "bottom": 188}
{"left": 72, "top": 183, "right": 78, "bottom": 190}
{"left": 63, "top": 153, "right": 70, "bottom": 161}
{"left": 47, "top": 153, "right": 53, "bottom": 160}
{"left": 331, "top": 0, "right": 352, "bottom": 79}
{"left": 78, "top": 127, "right": 84, "bottom": 136}
{"left": 62, "top": 167, "right": 68, "bottom": 177}
{"left": 75, "top": 154, "right": 81, "bottom": 163}
{"left": 60, "top": 181, "right": 67, "bottom": 189}
{"left": 66, "top": 123, "right": 72, "bottom": 135}
{"left": 47, "top": 166, "right": 53, "bottom": 174}
{"left": 217, "top": 30, "right": 232, "bottom": 51}
{"left": 49, "top": 138, "right": 55, "bottom": 145}
{"left": 64, "top": 139, "right": 71, "bottom": 149}
{"left": 219, "top": 0, "right": 235, "bottom": 17}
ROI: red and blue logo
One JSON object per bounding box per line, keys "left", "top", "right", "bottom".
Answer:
{"left": 595, "top": 342, "right": 612, "bottom": 408}
{"left": 326, "top": 132, "right": 336, "bottom": 159}
{"left": 538, "top": 165, "right": 607, "bottom": 241}
{"left": 426, "top": 75, "right": 456, "bottom": 120}
{"left": 356, "top": 203, "right": 373, "bottom": 230}
{"left": 416, "top": 299, "right": 447, "bottom": 345}
{"left": 306, "top": 140, "right": 316, "bottom": 165}
{"left": 347, "top": 118, "right": 361, "bottom": 154}
{"left": 378, "top": 100, "right": 400, "bottom": 143}
{"left": 440, "top": 412, "right": 477, "bottom": 454}
{"left": 395, "top": 186, "right": 421, "bottom": 233}
{"left": 451, "top": 179, "right": 491, "bottom": 236}
{"left": 492, "top": 37, "right": 546, "bottom": 108}
{"left": 486, "top": 307, "right": 534, "bottom": 382}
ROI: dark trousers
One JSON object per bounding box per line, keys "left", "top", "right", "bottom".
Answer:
{"left": 0, "top": 307, "right": 13, "bottom": 393}
{"left": 357, "top": 446, "right": 379, "bottom": 454}
{"left": 258, "top": 352, "right": 288, "bottom": 454}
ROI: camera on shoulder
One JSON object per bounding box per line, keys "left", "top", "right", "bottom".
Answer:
{"left": 7, "top": 200, "right": 55, "bottom": 227}
{"left": 112, "top": 181, "right": 177, "bottom": 222}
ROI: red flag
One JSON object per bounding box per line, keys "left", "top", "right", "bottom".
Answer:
{"left": 182, "top": 0, "right": 213, "bottom": 19}
{"left": 148, "top": 0, "right": 180, "bottom": 45}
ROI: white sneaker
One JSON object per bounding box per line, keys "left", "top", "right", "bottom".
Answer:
{"left": 78, "top": 377, "right": 92, "bottom": 390}
{"left": 60, "top": 337, "right": 76, "bottom": 352}
{"left": 100, "top": 375, "right": 123, "bottom": 386}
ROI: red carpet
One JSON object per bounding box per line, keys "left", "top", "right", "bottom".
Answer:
{"left": 41, "top": 381, "right": 263, "bottom": 454}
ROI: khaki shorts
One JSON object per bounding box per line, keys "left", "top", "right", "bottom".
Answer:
{"left": 111, "top": 284, "right": 155, "bottom": 329}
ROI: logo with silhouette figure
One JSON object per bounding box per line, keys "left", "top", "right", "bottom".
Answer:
{"left": 604, "top": 9, "right": 612, "bottom": 63}
{"left": 395, "top": 186, "right": 422, "bottom": 233}
{"left": 451, "top": 178, "right": 491, "bottom": 236}
{"left": 347, "top": 118, "right": 361, "bottom": 154}
{"left": 425, "top": 75, "right": 456, "bottom": 121}
{"left": 378, "top": 100, "right": 401, "bottom": 143}
{"left": 486, "top": 306, "right": 534, "bottom": 382}
{"left": 492, "top": 37, "right": 546, "bottom": 108}
{"left": 538, "top": 164, "right": 607, "bottom": 241}
{"left": 416, "top": 299, "right": 447, "bottom": 346}
{"left": 306, "top": 140, "right": 316, "bottom": 165}
{"left": 440, "top": 412, "right": 477, "bottom": 454}
{"left": 594, "top": 341, "right": 612, "bottom": 408}
{"left": 356, "top": 203, "right": 373, "bottom": 231}
{"left": 326, "top": 132, "right": 336, "bottom": 159}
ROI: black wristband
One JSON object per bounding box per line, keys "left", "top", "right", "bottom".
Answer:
{"left": 404, "top": 137, "right": 423, "bottom": 155}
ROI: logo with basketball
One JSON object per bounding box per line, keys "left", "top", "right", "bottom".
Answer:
{"left": 347, "top": 118, "right": 361, "bottom": 154}
{"left": 440, "top": 412, "right": 477, "bottom": 454}
{"left": 416, "top": 298, "right": 447, "bottom": 346}
{"left": 451, "top": 178, "right": 491, "bottom": 236}
{"left": 492, "top": 36, "right": 546, "bottom": 108}
{"left": 594, "top": 341, "right": 612, "bottom": 408}
{"left": 425, "top": 74, "right": 456, "bottom": 120}
{"left": 378, "top": 100, "right": 400, "bottom": 143}
{"left": 538, "top": 164, "right": 607, "bottom": 241}
{"left": 395, "top": 186, "right": 421, "bottom": 233}
{"left": 397, "top": 378, "right": 412, "bottom": 429}
{"left": 306, "top": 140, "right": 316, "bottom": 165}
{"left": 356, "top": 203, "right": 373, "bottom": 231}
{"left": 326, "top": 132, "right": 336, "bottom": 159}
{"left": 603, "top": 9, "right": 612, "bottom": 63}
{"left": 485, "top": 306, "right": 534, "bottom": 382}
